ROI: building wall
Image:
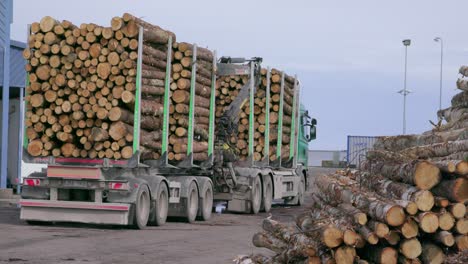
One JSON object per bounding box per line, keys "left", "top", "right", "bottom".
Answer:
{"left": 0, "top": 98, "right": 20, "bottom": 185}
{"left": 308, "top": 150, "right": 347, "bottom": 167}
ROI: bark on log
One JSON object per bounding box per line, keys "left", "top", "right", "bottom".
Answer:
{"left": 400, "top": 140, "right": 468, "bottom": 160}
{"left": 357, "top": 171, "right": 434, "bottom": 211}
{"left": 362, "top": 160, "right": 440, "bottom": 190}
{"left": 452, "top": 91, "right": 468, "bottom": 108}
{"left": 419, "top": 242, "right": 444, "bottom": 264}
{"left": 314, "top": 174, "right": 406, "bottom": 226}
{"left": 373, "top": 128, "right": 468, "bottom": 152}
{"left": 431, "top": 178, "right": 468, "bottom": 203}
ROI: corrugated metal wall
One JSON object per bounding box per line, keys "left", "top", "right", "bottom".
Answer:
{"left": 0, "top": 41, "right": 26, "bottom": 88}
{"left": 346, "top": 136, "right": 377, "bottom": 167}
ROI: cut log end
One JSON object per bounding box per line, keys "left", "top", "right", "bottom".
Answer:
{"left": 455, "top": 235, "right": 468, "bottom": 251}
{"left": 438, "top": 212, "right": 455, "bottom": 231}
{"left": 456, "top": 218, "right": 468, "bottom": 234}
{"left": 355, "top": 213, "right": 368, "bottom": 226}
{"left": 385, "top": 206, "right": 406, "bottom": 227}
{"left": 400, "top": 219, "right": 419, "bottom": 239}
{"left": 449, "top": 203, "right": 466, "bottom": 219}
{"left": 379, "top": 247, "right": 398, "bottom": 264}
{"left": 334, "top": 246, "right": 356, "bottom": 264}
{"left": 414, "top": 161, "right": 441, "bottom": 190}
{"left": 419, "top": 212, "right": 439, "bottom": 233}
{"left": 420, "top": 243, "right": 444, "bottom": 264}
{"left": 414, "top": 190, "right": 434, "bottom": 212}
{"left": 399, "top": 239, "right": 422, "bottom": 259}
{"left": 323, "top": 226, "right": 343, "bottom": 248}
{"left": 405, "top": 202, "right": 419, "bottom": 215}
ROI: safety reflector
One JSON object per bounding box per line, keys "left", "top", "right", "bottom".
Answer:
{"left": 24, "top": 178, "right": 41, "bottom": 187}
{"left": 108, "top": 182, "right": 129, "bottom": 190}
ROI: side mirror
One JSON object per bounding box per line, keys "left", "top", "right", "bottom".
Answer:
{"left": 311, "top": 118, "right": 317, "bottom": 126}
{"left": 309, "top": 125, "right": 316, "bottom": 141}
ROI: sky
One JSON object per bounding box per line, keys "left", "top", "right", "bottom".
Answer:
{"left": 9, "top": 0, "right": 468, "bottom": 150}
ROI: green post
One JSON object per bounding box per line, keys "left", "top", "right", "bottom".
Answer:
{"left": 289, "top": 76, "right": 298, "bottom": 160}
{"left": 161, "top": 37, "right": 173, "bottom": 163}
{"left": 263, "top": 67, "right": 271, "bottom": 164}
{"left": 276, "top": 72, "right": 285, "bottom": 163}
{"left": 248, "top": 62, "right": 255, "bottom": 159}
{"left": 294, "top": 79, "right": 301, "bottom": 168}
{"left": 186, "top": 44, "right": 197, "bottom": 164}
{"left": 207, "top": 51, "right": 217, "bottom": 160}
{"left": 132, "top": 27, "right": 144, "bottom": 160}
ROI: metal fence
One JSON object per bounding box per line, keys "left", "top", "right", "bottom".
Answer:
{"left": 346, "top": 136, "right": 377, "bottom": 167}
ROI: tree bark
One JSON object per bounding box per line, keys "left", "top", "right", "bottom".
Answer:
{"left": 431, "top": 178, "right": 468, "bottom": 203}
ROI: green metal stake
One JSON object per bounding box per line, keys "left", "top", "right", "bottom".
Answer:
{"left": 161, "top": 36, "right": 173, "bottom": 164}
{"left": 186, "top": 44, "right": 198, "bottom": 165}
{"left": 207, "top": 51, "right": 217, "bottom": 160}
{"left": 289, "top": 75, "right": 298, "bottom": 160}
{"left": 264, "top": 67, "right": 271, "bottom": 165}
{"left": 132, "top": 27, "right": 144, "bottom": 162}
{"left": 248, "top": 62, "right": 255, "bottom": 159}
{"left": 276, "top": 72, "right": 285, "bottom": 163}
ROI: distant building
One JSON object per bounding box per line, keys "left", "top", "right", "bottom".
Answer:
{"left": 308, "top": 150, "right": 347, "bottom": 167}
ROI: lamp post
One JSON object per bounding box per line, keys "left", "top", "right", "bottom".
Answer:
{"left": 434, "top": 37, "right": 443, "bottom": 112}
{"left": 398, "top": 39, "right": 412, "bottom": 135}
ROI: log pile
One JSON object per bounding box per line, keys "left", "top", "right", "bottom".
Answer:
{"left": 237, "top": 67, "right": 468, "bottom": 263}
{"left": 23, "top": 14, "right": 213, "bottom": 163}
{"left": 214, "top": 68, "right": 297, "bottom": 162}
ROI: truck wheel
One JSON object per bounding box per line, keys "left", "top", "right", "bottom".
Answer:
{"left": 133, "top": 185, "right": 150, "bottom": 229}
{"left": 284, "top": 175, "right": 305, "bottom": 206}
{"left": 198, "top": 184, "right": 213, "bottom": 221}
{"left": 261, "top": 176, "right": 273, "bottom": 213}
{"left": 250, "top": 176, "right": 262, "bottom": 214}
{"left": 150, "top": 184, "right": 168, "bottom": 226}
{"left": 185, "top": 181, "right": 199, "bottom": 223}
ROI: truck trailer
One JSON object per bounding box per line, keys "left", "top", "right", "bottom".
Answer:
{"left": 19, "top": 16, "right": 317, "bottom": 228}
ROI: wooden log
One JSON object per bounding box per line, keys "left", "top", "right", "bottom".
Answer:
{"left": 394, "top": 200, "right": 418, "bottom": 215}
{"left": 431, "top": 178, "right": 468, "bottom": 203}
{"left": 357, "top": 225, "right": 378, "bottom": 245}
{"left": 419, "top": 242, "right": 444, "bottom": 264}
{"left": 434, "top": 230, "right": 455, "bottom": 247}
{"left": 27, "top": 140, "right": 43, "bottom": 156}
{"left": 434, "top": 196, "right": 449, "bottom": 208}
{"left": 455, "top": 218, "right": 468, "bottom": 235}
{"left": 367, "top": 220, "right": 389, "bottom": 238}
{"left": 384, "top": 230, "right": 400, "bottom": 246}
{"left": 448, "top": 203, "right": 467, "bottom": 219}
{"left": 334, "top": 246, "right": 356, "bottom": 264}
{"left": 337, "top": 204, "right": 367, "bottom": 225}
{"left": 252, "top": 232, "right": 287, "bottom": 254}
{"left": 401, "top": 139, "right": 468, "bottom": 159}
{"left": 399, "top": 238, "right": 422, "bottom": 259}
{"left": 358, "top": 171, "right": 434, "bottom": 211}
{"left": 143, "top": 44, "right": 167, "bottom": 60}
{"left": 452, "top": 91, "right": 468, "bottom": 108}
{"left": 40, "top": 16, "right": 58, "bottom": 32}
{"left": 455, "top": 235, "right": 468, "bottom": 251}
{"left": 261, "top": 218, "right": 318, "bottom": 259}
{"left": 373, "top": 128, "right": 468, "bottom": 152}
{"left": 359, "top": 246, "right": 397, "bottom": 264}
{"left": 314, "top": 174, "right": 406, "bottom": 226}
{"left": 89, "top": 127, "right": 108, "bottom": 142}
{"left": 437, "top": 209, "right": 455, "bottom": 231}
{"left": 362, "top": 160, "right": 440, "bottom": 190}
{"left": 416, "top": 212, "right": 439, "bottom": 233}
{"left": 122, "top": 13, "right": 176, "bottom": 43}
{"left": 397, "top": 218, "right": 419, "bottom": 239}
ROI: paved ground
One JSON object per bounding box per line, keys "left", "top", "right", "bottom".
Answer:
{"left": 0, "top": 167, "right": 334, "bottom": 264}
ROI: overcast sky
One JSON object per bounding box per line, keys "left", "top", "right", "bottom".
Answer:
{"left": 10, "top": 0, "right": 468, "bottom": 150}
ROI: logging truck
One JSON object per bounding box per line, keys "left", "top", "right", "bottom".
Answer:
{"left": 19, "top": 15, "right": 317, "bottom": 228}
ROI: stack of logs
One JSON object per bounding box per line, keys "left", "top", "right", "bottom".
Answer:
{"left": 23, "top": 13, "right": 214, "bottom": 163}
{"left": 214, "top": 69, "right": 296, "bottom": 161}
{"left": 237, "top": 66, "right": 468, "bottom": 264}
{"left": 168, "top": 42, "right": 213, "bottom": 163}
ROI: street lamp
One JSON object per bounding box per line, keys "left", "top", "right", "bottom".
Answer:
{"left": 398, "top": 39, "right": 412, "bottom": 135}
{"left": 434, "top": 37, "right": 443, "bottom": 112}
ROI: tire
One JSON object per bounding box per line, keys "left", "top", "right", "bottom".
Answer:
{"left": 198, "top": 184, "right": 213, "bottom": 221}
{"left": 261, "top": 176, "right": 273, "bottom": 213}
{"left": 250, "top": 176, "right": 262, "bottom": 214}
{"left": 285, "top": 175, "right": 305, "bottom": 206}
{"left": 149, "top": 184, "right": 168, "bottom": 226}
{"left": 185, "top": 181, "right": 199, "bottom": 223}
{"left": 133, "top": 185, "right": 151, "bottom": 229}
{"left": 297, "top": 175, "right": 305, "bottom": 206}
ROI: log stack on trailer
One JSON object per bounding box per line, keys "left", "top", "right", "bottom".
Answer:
{"left": 215, "top": 68, "right": 299, "bottom": 164}
{"left": 23, "top": 13, "right": 216, "bottom": 166}
{"left": 236, "top": 67, "right": 468, "bottom": 264}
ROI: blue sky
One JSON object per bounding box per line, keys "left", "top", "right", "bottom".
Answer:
{"left": 10, "top": 0, "right": 468, "bottom": 150}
